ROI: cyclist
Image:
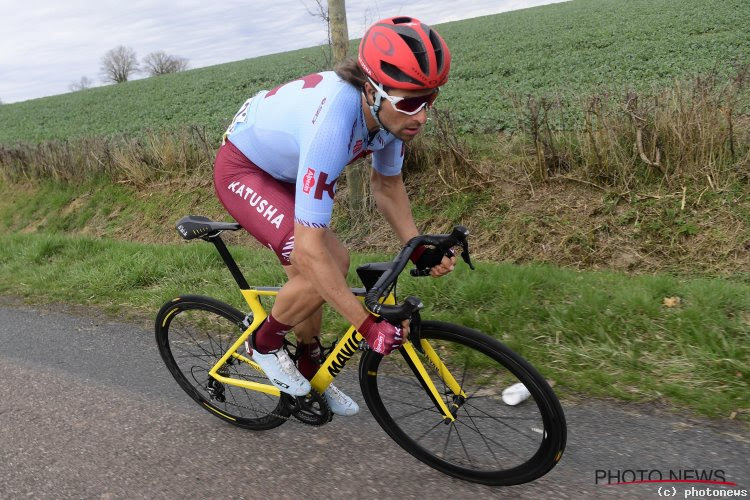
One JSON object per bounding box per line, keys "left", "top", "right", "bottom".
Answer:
{"left": 214, "top": 16, "right": 456, "bottom": 415}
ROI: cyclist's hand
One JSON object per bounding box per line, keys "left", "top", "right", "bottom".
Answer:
{"left": 359, "top": 315, "right": 404, "bottom": 355}
{"left": 412, "top": 246, "right": 456, "bottom": 277}
{"left": 429, "top": 253, "right": 457, "bottom": 277}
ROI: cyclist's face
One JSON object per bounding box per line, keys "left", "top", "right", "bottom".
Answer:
{"left": 366, "top": 85, "right": 432, "bottom": 142}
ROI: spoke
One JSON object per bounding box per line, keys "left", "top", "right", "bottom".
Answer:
{"left": 172, "top": 352, "right": 221, "bottom": 360}
{"left": 414, "top": 419, "right": 447, "bottom": 445}
{"left": 460, "top": 359, "right": 468, "bottom": 388}
{"left": 442, "top": 420, "right": 454, "bottom": 458}
{"left": 453, "top": 417, "right": 524, "bottom": 460}
{"left": 462, "top": 402, "right": 541, "bottom": 442}
{"left": 463, "top": 407, "right": 502, "bottom": 467}
{"left": 380, "top": 373, "right": 426, "bottom": 392}
{"left": 451, "top": 422, "right": 474, "bottom": 466}
{"left": 174, "top": 324, "right": 222, "bottom": 360}
{"left": 457, "top": 412, "right": 537, "bottom": 420}
{"left": 391, "top": 405, "right": 443, "bottom": 421}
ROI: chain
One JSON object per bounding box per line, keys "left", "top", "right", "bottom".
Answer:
{"left": 218, "top": 313, "right": 366, "bottom": 426}
{"left": 210, "top": 384, "right": 330, "bottom": 426}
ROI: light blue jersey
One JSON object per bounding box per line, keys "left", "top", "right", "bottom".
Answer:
{"left": 225, "top": 71, "right": 404, "bottom": 228}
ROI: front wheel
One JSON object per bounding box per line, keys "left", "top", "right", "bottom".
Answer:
{"left": 358, "top": 321, "right": 566, "bottom": 486}
{"left": 155, "top": 295, "right": 289, "bottom": 430}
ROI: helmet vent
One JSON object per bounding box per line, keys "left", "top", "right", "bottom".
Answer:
{"left": 391, "top": 17, "right": 413, "bottom": 24}
{"left": 380, "top": 61, "right": 423, "bottom": 86}
{"left": 397, "top": 33, "right": 429, "bottom": 75}
{"left": 427, "top": 27, "right": 444, "bottom": 74}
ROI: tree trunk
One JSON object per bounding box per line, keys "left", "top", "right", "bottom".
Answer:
{"left": 328, "top": 1, "right": 365, "bottom": 219}
{"left": 328, "top": 0, "right": 349, "bottom": 66}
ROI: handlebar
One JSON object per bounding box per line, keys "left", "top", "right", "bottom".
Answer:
{"left": 364, "top": 225, "right": 475, "bottom": 324}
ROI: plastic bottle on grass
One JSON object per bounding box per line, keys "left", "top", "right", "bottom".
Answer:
{"left": 502, "top": 382, "right": 531, "bottom": 406}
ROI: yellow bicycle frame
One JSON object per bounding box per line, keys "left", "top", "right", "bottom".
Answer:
{"left": 206, "top": 287, "right": 465, "bottom": 421}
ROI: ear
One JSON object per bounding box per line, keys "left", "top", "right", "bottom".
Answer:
{"left": 363, "top": 81, "right": 376, "bottom": 103}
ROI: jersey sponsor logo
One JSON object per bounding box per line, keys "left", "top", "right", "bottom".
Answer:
{"left": 302, "top": 168, "right": 316, "bottom": 194}
{"left": 313, "top": 171, "right": 337, "bottom": 200}
{"left": 373, "top": 333, "right": 385, "bottom": 353}
{"left": 226, "top": 181, "right": 285, "bottom": 229}
{"left": 312, "top": 97, "right": 327, "bottom": 124}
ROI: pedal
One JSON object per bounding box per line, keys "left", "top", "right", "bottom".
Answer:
{"left": 281, "top": 390, "right": 332, "bottom": 426}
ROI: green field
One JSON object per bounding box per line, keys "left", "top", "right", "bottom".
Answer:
{"left": 1, "top": 0, "right": 749, "bottom": 143}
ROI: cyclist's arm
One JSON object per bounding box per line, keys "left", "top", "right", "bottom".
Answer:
{"left": 370, "top": 169, "right": 456, "bottom": 277}
{"left": 291, "top": 223, "right": 370, "bottom": 328}
{"left": 370, "top": 169, "right": 419, "bottom": 244}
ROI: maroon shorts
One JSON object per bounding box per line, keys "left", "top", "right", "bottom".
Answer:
{"left": 214, "top": 140, "right": 295, "bottom": 265}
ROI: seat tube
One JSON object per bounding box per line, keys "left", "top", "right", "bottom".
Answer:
{"left": 209, "top": 235, "right": 250, "bottom": 289}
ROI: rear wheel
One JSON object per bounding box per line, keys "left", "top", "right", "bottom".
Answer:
{"left": 155, "top": 295, "right": 289, "bottom": 430}
{"left": 359, "top": 321, "right": 566, "bottom": 485}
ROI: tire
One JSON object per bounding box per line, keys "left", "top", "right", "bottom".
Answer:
{"left": 155, "top": 295, "right": 289, "bottom": 430}
{"left": 358, "top": 321, "right": 566, "bottom": 486}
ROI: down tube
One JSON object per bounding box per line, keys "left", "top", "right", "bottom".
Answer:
{"left": 310, "top": 326, "right": 362, "bottom": 393}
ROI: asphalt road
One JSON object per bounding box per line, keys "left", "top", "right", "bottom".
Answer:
{"left": 0, "top": 298, "right": 747, "bottom": 499}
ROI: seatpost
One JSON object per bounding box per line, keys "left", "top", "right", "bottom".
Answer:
{"left": 207, "top": 234, "right": 250, "bottom": 290}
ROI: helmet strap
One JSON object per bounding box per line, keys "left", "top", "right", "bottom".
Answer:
{"left": 364, "top": 81, "right": 390, "bottom": 133}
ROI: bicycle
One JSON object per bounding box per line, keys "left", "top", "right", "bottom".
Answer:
{"left": 156, "top": 215, "right": 567, "bottom": 486}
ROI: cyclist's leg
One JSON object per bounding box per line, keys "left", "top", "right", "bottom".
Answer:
{"left": 280, "top": 229, "right": 350, "bottom": 342}
{"left": 214, "top": 141, "right": 355, "bottom": 402}
{"left": 214, "top": 141, "right": 312, "bottom": 395}
{"left": 279, "top": 233, "right": 359, "bottom": 415}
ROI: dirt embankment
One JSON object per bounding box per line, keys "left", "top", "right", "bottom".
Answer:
{"left": 3, "top": 176, "right": 747, "bottom": 277}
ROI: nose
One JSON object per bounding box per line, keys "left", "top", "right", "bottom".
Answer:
{"left": 413, "top": 107, "right": 428, "bottom": 125}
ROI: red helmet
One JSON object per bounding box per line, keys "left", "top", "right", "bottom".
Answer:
{"left": 358, "top": 16, "right": 451, "bottom": 90}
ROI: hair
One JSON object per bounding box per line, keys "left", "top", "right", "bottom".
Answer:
{"left": 334, "top": 57, "right": 367, "bottom": 89}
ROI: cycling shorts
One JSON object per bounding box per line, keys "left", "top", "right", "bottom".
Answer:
{"left": 214, "top": 140, "right": 295, "bottom": 265}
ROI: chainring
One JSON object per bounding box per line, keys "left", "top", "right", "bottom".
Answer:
{"left": 282, "top": 390, "right": 332, "bottom": 426}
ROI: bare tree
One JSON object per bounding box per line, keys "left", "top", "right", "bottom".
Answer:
{"left": 328, "top": 0, "right": 349, "bottom": 65}
{"left": 301, "top": 0, "right": 332, "bottom": 65}
{"left": 142, "top": 51, "right": 189, "bottom": 76}
{"left": 301, "top": 1, "right": 349, "bottom": 66}
{"left": 101, "top": 46, "right": 139, "bottom": 83}
{"left": 69, "top": 76, "right": 93, "bottom": 92}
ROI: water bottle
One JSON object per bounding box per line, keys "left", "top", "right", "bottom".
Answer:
{"left": 502, "top": 382, "right": 531, "bottom": 406}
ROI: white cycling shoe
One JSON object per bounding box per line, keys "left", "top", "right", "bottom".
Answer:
{"left": 248, "top": 342, "right": 311, "bottom": 397}
{"left": 323, "top": 384, "right": 360, "bottom": 416}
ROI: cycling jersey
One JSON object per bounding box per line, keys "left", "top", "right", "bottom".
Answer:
{"left": 225, "top": 71, "right": 404, "bottom": 228}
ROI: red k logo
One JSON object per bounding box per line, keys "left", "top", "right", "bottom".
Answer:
{"left": 314, "top": 172, "right": 337, "bottom": 200}
{"left": 303, "top": 168, "right": 316, "bottom": 194}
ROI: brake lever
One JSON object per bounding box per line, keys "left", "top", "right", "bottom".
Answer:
{"left": 461, "top": 241, "right": 476, "bottom": 270}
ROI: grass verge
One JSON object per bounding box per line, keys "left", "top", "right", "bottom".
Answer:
{"left": 1, "top": 232, "right": 747, "bottom": 421}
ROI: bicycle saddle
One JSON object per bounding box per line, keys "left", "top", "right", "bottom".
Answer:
{"left": 176, "top": 215, "right": 241, "bottom": 240}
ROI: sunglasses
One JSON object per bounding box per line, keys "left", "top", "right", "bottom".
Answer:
{"left": 368, "top": 77, "right": 439, "bottom": 115}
